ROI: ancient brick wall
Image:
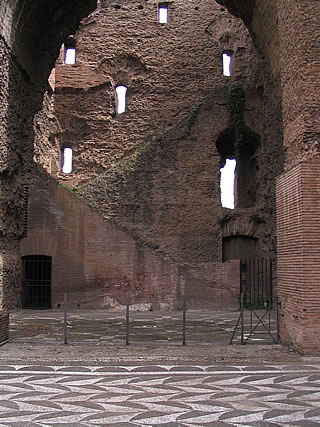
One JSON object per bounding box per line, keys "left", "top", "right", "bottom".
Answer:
{"left": 277, "top": 0, "right": 320, "bottom": 171}
{"left": 0, "top": 313, "right": 9, "bottom": 345}
{"left": 277, "top": 159, "right": 320, "bottom": 354}
{"left": 50, "top": 0, "right": 262, "bottom": 180}
{"left": 0, "top": 36, "right": 39, "bottom": 310}
{"left": 21, "top": 182, "right": 240, "bottom": 310}
{"left": 32, "top": 0, "right": 283, "bottom": 271}
{"left": 2, "top": 0, "right": 319, "bottom": 352}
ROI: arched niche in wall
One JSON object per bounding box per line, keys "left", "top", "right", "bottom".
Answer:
{"left": 216, "top": 127, "right": 259, "bottom": 209}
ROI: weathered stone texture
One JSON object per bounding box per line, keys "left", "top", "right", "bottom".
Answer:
{"left": 0, "top": 242, "right": 21, "bottom": 310}
{"left": 277, "top": 0, "right": 320, "bottom": 170}
{"left": 38, "top": 0, "right": 282, "bottom": 267}
{"left": 0, "top": 36, "right": 38, "bottom": 310}
{"left": 0, "top": 0, "right": 319, "bottom": 353}
{"left": 0, "top": 312, "right": 9, "bottom": 344}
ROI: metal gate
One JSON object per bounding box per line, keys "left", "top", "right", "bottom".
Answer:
{"left": 240, "top": 258, "right": 273, "bottom": 309}
{"left": 22, "top": 255, "right": 52, "bottom": 309}
{"left": 231, "top": 258, "right": 278, "bottom": 344}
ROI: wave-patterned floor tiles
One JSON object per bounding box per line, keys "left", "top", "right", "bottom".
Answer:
{"left": 0, "top": 362, "right": 319, "bottom": 426}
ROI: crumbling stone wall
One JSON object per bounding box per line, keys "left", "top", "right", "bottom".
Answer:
{"left": 1, "top": 0, "right": 319, "bottom": 352}
{"left": 0, "top": 0, "right": 97, "bottom": 310}
{"left": 220, "top": 0, "right": 320, "bottom": 354}
{"left": 0, "top": 36, "right": 36, "bottom": 310}
{"left": 36, "top": 0, "right": 283, "bottom": 270}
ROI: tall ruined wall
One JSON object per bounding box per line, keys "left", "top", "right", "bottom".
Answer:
{"left": 275, "top": 0, "right": 320, "bottom": 354}
{"left": 277, "top": 0, "right": 320, "bottom": 171}
{"left": 0, "top": 35, "right": 38, "bottom": 310}
{"left": 21, "top": 181, "right": 240, "bottom": 310}
{"left": 35, "top": 0, "right": 283, "bottom": 268}
{"left": 0, "top": 0, "right": 97, "bottom": 310}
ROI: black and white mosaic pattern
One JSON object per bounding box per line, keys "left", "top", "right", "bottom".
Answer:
{"left": 0, "top": 362, "right": 319, "bottom": 425}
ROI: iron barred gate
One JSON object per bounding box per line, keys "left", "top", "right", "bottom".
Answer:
{"left": 240, "top": 258, "right": 273, "bottom": 309}
{"left": 22, "top": 255, "right": 52, "bottom": 309}
{"left": 231, "top": 258, "right": 278, "bottom": 344}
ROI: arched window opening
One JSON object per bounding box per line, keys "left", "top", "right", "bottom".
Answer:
{"left": 223, "top": 51, "right": 232, "bottom": 76}
{"left": 22, "top": 255, "right": 52, "bottom": 309}
{"left": 115, "top": 85, "right": 128, "bottom": 114}
{"left": 62, "top": 147, "right": 72, "bottom": 174}
{"left": 158, "top": 2, "right": 168, "bottom": 23}
{"left": 216, "top": 128, "right": 259, "bottom": 209}
{"left": 220, "top": 159, "right": 236, "bottom": 209}
{"left": 64, "top": 38, "right": 76, "bottom": 64}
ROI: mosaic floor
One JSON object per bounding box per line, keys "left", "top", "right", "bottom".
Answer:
{"left": 0, "top": 362, "right": 319, "bottom": 426}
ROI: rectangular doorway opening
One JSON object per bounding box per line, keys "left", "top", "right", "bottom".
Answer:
{"left": 22, "top": 255, "right": 52, "bottom": 309}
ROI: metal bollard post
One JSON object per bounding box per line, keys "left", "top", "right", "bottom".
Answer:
{"left": 64, "top": 292, "right": 68, "bottom": 345}
{"left": 276, "top": 297, "right": 280, "bottom": 344}
{"left": 182, "top": 295, "right": 186, "bottom": 345}
{"left": 126, "top": 296, "right": 130, "bottom": 345}
{"left": 240, "top": 293, "right": 244, "bottom": 345}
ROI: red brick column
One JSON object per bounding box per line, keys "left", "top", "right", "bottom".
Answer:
{"left": 277, "top": 0, "right": 320, "bottom": 170}
{"left": 276, "top": 159, "right": 320, "bottom": 353}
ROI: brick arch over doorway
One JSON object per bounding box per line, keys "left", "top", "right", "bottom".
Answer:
{"left": 0, "top": 0, "right": 319, "bottom": 354}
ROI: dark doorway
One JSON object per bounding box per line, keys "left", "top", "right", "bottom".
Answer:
{"left": 223, "top": 235, "right": 257, "bottom": 262}
{"left": 22, "top": 255, "right": 52, "bottom": 309}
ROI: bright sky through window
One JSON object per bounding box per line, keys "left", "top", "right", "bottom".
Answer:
{"left": 220, "top": 159, "right": 236, "bottom": 209}
{"left": 62, "top": 148, "right": 72, "bottom": 173}
{"left": 159, "top": 5, "right": 168, "bottom": 23}
{"left": 65, "top": 48, "right": 76, "bottom": 64}
{"left": 223, "top": 52, "right": 232, "bottom": 76}
{"left": 116, "top": 85, "right": 127, "bottom": 114}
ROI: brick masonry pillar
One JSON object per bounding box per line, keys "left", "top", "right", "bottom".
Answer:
{"left": 0, "top": 312, "right": 9, "bottom": 345}
{"left": 277, "top": 0, "right": 320, "bottom": 170}
{"left": 276, "top": 159, "right": 320, "bottom": 354}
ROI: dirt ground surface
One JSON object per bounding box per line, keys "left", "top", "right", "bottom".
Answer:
{"left": 0, "top": 341, "right": 304, "bottom": 365}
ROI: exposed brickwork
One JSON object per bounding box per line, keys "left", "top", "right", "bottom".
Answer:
{"left": 277, "top": 159, "right": 320, "bottom": 354}
{"left": 32, "top": 0, "right": 282, "bottom": 268}
{"left": 21, "top": 182, "right": 240, "bottom": 310}
{"left": 277, "top": 0, "right": 320, "bottom": 171}
{"left": 0, "top": 0, "right": 319, "bottom": 353}
{"left": 0, "top": 312, "right": 9, "bottom": 344}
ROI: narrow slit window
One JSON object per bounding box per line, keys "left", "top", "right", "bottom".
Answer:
{"left": 65, "top": 47, "right": 76, "bottom": 64}
{"left": 158, "top": 3, "right": 168, "bottom": 24}
{"left": 62, "top": 147, "right": 72, "bottom": 174}
{"left": 220, "top": 159, "right": 236, "bottom": 209}
{"left": 64, "top": 38, "right": 76, "bottom": 64}
{"left": 115, "top": 85, "right": 127, "bottom": 114}
{"left": 223, "top": 52, "right": 232, "bottom": 76}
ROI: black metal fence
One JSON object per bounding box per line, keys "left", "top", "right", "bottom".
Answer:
{"left": 240, "top": 258, "right": 273, "bottom": 309}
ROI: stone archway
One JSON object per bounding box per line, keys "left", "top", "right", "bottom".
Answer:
{"left": 0, "top": 0, "right": 97, "bottom": 309}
